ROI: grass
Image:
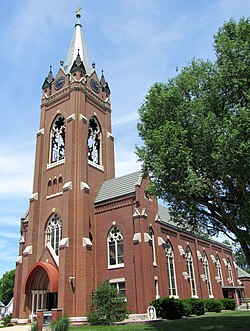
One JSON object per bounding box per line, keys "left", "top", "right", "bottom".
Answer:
{"left": 69, "top": 310, "right": 250, "bottom": 331}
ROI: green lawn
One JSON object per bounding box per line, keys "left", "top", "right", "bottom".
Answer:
{"left": 70, "top": 310, "right": 250, "bottom": 331}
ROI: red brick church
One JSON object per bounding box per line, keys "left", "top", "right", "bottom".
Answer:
{"left": 12, "top": 10, "right": 248, "bottom": 323}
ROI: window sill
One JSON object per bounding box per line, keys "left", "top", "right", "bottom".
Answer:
{"left": 108, "top": 264, "right": 124, "bottom": 270}
{"left": 47, "top": 159, "right": 65, "bottom": 169}
{"left": 46, "top": 192, "right": 63, "bottom": 200}
{"left": 88, "top": 160, "right": 104, "bottom": 172}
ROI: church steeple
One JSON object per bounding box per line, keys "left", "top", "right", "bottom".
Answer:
{"left": 64, "top": 8, "right": 93, "bottom": 76}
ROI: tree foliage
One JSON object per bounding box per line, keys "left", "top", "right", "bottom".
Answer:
{"left": 87, "top": 280, "right": 128, "bottom": 325}
{"left": 137, "top": 18, "right": 250, "bottom": 267}
{"left": 0, "top": 269, "right": 15, "bottom": 305}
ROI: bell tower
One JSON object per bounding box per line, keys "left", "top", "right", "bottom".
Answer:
{"left": 13, "top": 9, "right": 115, "bottom": 321}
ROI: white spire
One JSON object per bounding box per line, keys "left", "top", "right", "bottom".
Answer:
{"left": 64, "top": 8, "right": 93, "bottom": 75}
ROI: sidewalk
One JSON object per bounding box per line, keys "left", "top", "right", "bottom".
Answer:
{"left": 0, "top": 325, "right": 31, "bottom": 331}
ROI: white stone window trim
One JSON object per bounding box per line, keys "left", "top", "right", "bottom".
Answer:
{"left": 165, "top": 241, "right": 178, "bottom": 298}
{"left": 185, "top": 247, "right": 198, "bottom": 298}
{"left": 108, "top": 264, "right": 124, "bottom": 270}
{"left": 88, "top": 160, "right": 104, "bottom": 172}
{"left": 46, "top": 242, "right": 59, "bottom": 266}
{"left": 47, "top": 159, "right": 65, "bottom": 170}
{"left": 46, "top": 191, "right": 63, "bottom": 200}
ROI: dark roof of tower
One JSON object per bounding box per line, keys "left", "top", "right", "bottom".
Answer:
{"left": 95, "top": 171, "right": 142, "bottom": 203}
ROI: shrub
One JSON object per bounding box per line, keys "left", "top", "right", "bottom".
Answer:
{"left": 182, "top": 298, "right": 205, "bottom": 316}
{"left": 181, "top": 299, "right": 192, "bottom": 317}
{"left": 219, "top": 298, "right": 236, "bottom": 310}
{"left": 30, "top": 322, "right": 39, "bottom": 331}
{"left": 51, "top": 316, "right": 69, "bottom": 331}
{"left": 204, "top": 299, "right": 223, "bottom": 313}
{"left": 3, "top": 314, "right": 12, "bottom": 326}
{"left": 151, "top": 297, "right": 184, "bottom": 320}
{"left": 87, "top": 280, "right": 129, "bottom": 325}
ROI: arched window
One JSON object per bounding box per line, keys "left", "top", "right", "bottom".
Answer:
{"left": 108, "top": 226, "right": 124, "bottom": 267}
{"left": 216, "top": 255, "right": 223, "bottom": 285}
{"left": 50, "top": 115, "right": 66, "bottom": 164}
{"left": 88, "top": 117, "right": 101, "bottom": 165}
{"left": 47, "top": 180, "right": 52, "bottom": 196}
{"left": 185, "top": 246, "right": 197, "bottom": 297}
{"left": 165, "top": 240, "right": 177, "bottom": 297}
{"left": 45, "top": 214, "right": 62, "bottom": 256}
{"left": 227, "top": 258, "right": 234, "bottom": 285}
{"left": 202, "top": 251, "right": 213, "bottom": 297}
{"left": 148, "top": 226, "right": 156, "bottom": 265}
{"left": 58, "top": 176, "right": 63, "bottom": 192}
{"left": 52, "top": 178, "right": 57, "bottom": 194}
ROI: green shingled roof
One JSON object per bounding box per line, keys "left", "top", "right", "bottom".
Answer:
{"left": 95, "top": 171, "right": 142, "bottom": 203}
{"left": 238, "top": 266, "right": 250, "bottom": 278}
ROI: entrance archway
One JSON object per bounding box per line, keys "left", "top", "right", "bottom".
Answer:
{"left": 24, "top": 262, "right": 58, "bottom": 316}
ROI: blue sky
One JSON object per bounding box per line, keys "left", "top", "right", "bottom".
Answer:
{"left": 0, "top": 0, "right": 249, "bottom": 278}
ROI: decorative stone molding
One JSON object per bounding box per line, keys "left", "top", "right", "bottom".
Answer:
{"left": 237, "top": 279, "right": 242, "bottom": 285}
{"left": 67, "top": 113, "right": 76, "bottom": 122}
{"left": 23, "top": 245, "right": 33, "bottom": 256}
{"left": 182, "top": 271, "right": 190, "bottom": 280}
{"left": 158, "top": 237, "right": 165, "bottom": 246}
{"left": 36, "top": 128, "right": 44, "bottom": 136}
{"left": 46, "top": 243, "right": 59, "bottom": 266}
{"left": 154, "top": 213, "right": 161, "bottom": 222}
{"left": 178, "top": 245, "right": 185, "bottom": 256}
{"left": 19, "top": 236, "right": 25, "bottom": 244}
{"left": 223, "top": 258, "right": 228, "bottom": 266}
{"left": 200, "top": 274, "right": 207, "bottom": 281}
{"left": 59, "top": 237, "right": 69, "bottom": 248}
{"left": 79, "top": 114, "right": 88, "bottom": 123}
{"left": 215, "top": 276, "right": 221, "bottom": 283}
{"left": 69, "top": 276, "right": 75, "bottom": 287}
{"left": 110, "top": 278, "right": 125, "bottom": 283}
{"left": 82, "top": 237, "right": 93, "bottom": 247}
{"left": 107, "top": 132, "right": 114, "bottom": 140}
{"left": 132, "top": 233, "right": 141, "bottom": 243}
{"left": 133, "top": 208, "right": 140, "bottom": 219}
{"left": 29, "top": 192, "right": 38, "bottom": 202}
{"left": 15, "top": 256, "right": 23, "bottom": 264}
{"left": 63, "top": 181, "right": 72, "bottom": 192}
{"left": 144, "top": 233, "right": 151, "bottom": 243}
{"left": 80, "top": 182, "right": 90, "bottom": 193}
{"left": 210, "top": 254, "right": 216, "bottom": 263}
{"left": 196, "top": 250, "right": 202, "bottom": 260}
{"left": 141, "top": 208, "right": 148, "bottom": 219}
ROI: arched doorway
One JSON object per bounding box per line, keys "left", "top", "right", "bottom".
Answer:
{"left": 24, "top": 262, "right": 58, "bottom": 316}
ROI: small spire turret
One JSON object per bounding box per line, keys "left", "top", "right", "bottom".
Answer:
{"left": 42, "top": 66, "right": 54, "bottom": 90}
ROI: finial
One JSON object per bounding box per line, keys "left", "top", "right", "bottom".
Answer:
{"left": 102, "top": 69, "right": 104, "bottom": 75}
{"left": 49, "top": 65, "right": 52, "bottom": 72}
{"left": 60, "top": 60, "right": 64, "bottom": 66}
{"left": 92, "top": 62, "right": 96, "bottom": 69}
{"left": 76, "top": 7, "right": 82, "bottom": 18}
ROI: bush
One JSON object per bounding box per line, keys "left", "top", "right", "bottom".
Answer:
{"left": 51, "top": 316, "right": 69, "bottom": 331}
{"left": 182, "top": 299, "right": 205, "bottom": 316}
{"left": 181, "top": 299, "right": 192, "bottom": 317}
{"left": 87, "top": 280, "right": 129, "bottom": 325}
{"left": 151, "top": 297, "right": 184, "bottom": 320}
{"left": 219, "top": 298, "right": 236, "bottom": 310}
{"left": 3, "top": 314, "right": 12, "bottom": 326}
{"left": 203, "top": 299, "right": 223, "bottom": 313}
{"left": 30, "top": 322, "right": 39, "bottom": 331}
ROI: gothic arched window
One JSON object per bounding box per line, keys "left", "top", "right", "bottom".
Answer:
{"left": 165, "top": 240, "right": 177, "bottom": 297}
{"left": 108, "top": 226, "right": 124, "bottom": 267}
{"left": 88, "top": 117, "right": 101, "bottom": 165}
{"left": 50, "top": 115, "right": 66, "bottom": 164}
{"left": 185, "top": 246, "right": 197, "bottom": 297}
{"left": 148, "top": 226, "right": 156, "bottom": 265}
{"left": 202, "top": 251, "right": 213, "bottom": 297}
{"left": 227, "top": 258, "right": 234, "bottom": 285}
{"left": 45, "top": 214, "right": 62, "bottom": 256}
{"left": 216, "top": 255, "right": 223, "bottom": 285}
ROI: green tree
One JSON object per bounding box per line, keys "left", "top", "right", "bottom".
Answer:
{"left": 0, "top": 270, "right": 15, "bottom": 305}
{"left": 137, "top": 18, "right": 250, "bottom": 267}
{"left": 87, "top": 280, "right": 128, "bottom": 325}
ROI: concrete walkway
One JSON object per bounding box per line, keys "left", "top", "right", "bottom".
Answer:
{"left": 0, "top": 325, "right": 31, "bottom": 331}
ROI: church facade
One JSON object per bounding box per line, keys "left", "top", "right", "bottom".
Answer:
{"left": 13, "top": 11, "right": 246, "bottom": 323}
